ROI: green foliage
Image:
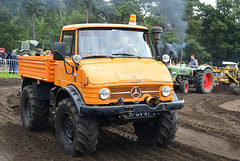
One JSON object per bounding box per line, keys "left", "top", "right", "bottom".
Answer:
{"left": 67, "top": 10, "right": 86, "bottom": 24}
{"left": 184, "top": 38, "right": 211, "bottom": 63}
{"left": 22, "top": 0, "right": 46, "bottom": 16}
{"left": 164, "top": 31, "right": 179, "bottom": 43}
{"left": 183, "top": 0, "right": 211, "bottom": 63}
{"left": 199, "top": 0, "right": 240, "bottom": 65}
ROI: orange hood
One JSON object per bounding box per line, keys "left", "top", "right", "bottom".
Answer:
{"left": 81, "top": 58, "right": 172, "bottom": 85}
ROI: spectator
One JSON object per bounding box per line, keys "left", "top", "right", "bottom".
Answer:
{"left": 6, "top": 53, "right": 11, "bottom": 71}
{"left": 6, "top": 53, "right": 11, "bottom": 59}
{"left": 9, "top": 50, "right": 18, "bottom": 74}
{"left": 46, "top": 50, "right": 52, "bottom": 56}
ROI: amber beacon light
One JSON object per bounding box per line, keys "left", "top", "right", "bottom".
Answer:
{"left": 129, "top": 14, "right": 136, "bottom": 25}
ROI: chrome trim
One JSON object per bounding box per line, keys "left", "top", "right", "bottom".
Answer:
{"left": 111, "top": 92, "right": 131, "bottom": 95}
{"left": 142, "top": 91, "right": 159, "bottom": 93}
{"left": 126, "top": 80, "right": 145, "bottom": 83}
{"left": 111, "top": 91, "right": 159, "bottom": 95}
{"left": 130, "top": 86, "right": 141, "bottom": 98}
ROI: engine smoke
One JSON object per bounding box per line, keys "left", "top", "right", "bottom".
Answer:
{"left": 155, "top": 0, "right": 188, "bottom": 43}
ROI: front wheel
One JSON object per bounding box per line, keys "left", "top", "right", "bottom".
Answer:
{"left": 133, "top": 111, "right": 178, "bottom": 146}
{"left": 55, "top": 98, "right": 99, "bottom": 155}
{"left": 180, "top": 80, "right": 189, "bottom": 93}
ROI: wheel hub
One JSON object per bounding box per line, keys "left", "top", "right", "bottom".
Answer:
{"left": 62, "top": 113, "right": 75, "bottom": 144}
{"left": 25, "top": 99, "right": 31, "bottom": 121}
{"left": 65, "top": 119, "right": 74, "bottom": 138}
{"left": 203, "top": 73, "right": 213, "bottom": 90}
{"left": 185, "top": 83, "right": 188, "bottom": 92}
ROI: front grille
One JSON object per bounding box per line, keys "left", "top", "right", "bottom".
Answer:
{"left": 110, "top": 85, "right": 159, "bottom": 100}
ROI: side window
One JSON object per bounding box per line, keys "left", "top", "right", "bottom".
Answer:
{"left": 62, "top": 31, "right": 75, "bottom": 57}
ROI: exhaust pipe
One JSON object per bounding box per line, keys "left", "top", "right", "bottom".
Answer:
{"left": 145, "top": 97, "right": 158, "bottom": 106}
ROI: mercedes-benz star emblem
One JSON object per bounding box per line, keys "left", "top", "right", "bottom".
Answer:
{"left": 130, "top": 86, "right": 141, "bottom": 98}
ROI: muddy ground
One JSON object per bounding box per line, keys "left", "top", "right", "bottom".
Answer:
{"left": 0, "top": 78, "right": 239, "bottom": 161}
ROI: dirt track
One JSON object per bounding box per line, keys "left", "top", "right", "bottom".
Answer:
{"left": 0, "top": 78, "right": 239, "bottom": 161}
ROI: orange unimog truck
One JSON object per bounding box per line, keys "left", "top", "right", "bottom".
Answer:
{"left": 18, "top": 15, "right": 184, "bottom": 155}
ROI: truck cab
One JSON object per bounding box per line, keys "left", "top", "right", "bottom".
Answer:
{"left": 18, "top": 15, "right": 184, "bottom": 155}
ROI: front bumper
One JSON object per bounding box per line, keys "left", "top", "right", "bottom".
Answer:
{"left": 80, "top": 99, "right": 184, "bottom": 115}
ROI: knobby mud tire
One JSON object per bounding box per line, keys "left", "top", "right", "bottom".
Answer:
{"left": 133, "top": 111, "right": 178, "bottom": 146}
{"left": 180, "top": 80, "right": 189, "bottom": 94}
{"left": 195, "top": 69, "right": 214, "bottom": 94}
{"left": 55, "top": 98, "right": 99, "bottom": 155}
{"left": 20, "top": 85, "right": 49, "bottom": 131}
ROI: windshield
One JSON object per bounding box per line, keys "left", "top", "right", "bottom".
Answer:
{"left": 78, "top": 29, "right": 153, "bottom": 58}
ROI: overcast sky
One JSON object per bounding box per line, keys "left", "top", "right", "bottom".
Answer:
{"left": 199, "top": 0, "right": 216, "bottom": 7}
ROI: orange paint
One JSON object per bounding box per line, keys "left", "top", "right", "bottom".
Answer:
{"left": 18, "top": 24, "right": 174, "bottom": 105}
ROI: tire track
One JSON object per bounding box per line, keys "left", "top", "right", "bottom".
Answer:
{"left": 100, "top": 128, "right": 156, "bottom": 160}
{"left": 176, "top": 128, "right": 240, "bottom": 160}
{"left": 104, "top": 125, "right": 240, "bottom": 160}
{"left": 103, "top": 126, "right": 138, "bottom": 141}
{"left": 179, "top": 115, "right": 240, "bottom": 143}
{"left": 0, "top": 100, "right": 59, "bottom": 147}
{"left": 101, "top": 127, "right": 176, "bottom": 161}
{"left": 0, "top": 88, "right": 95, "bottom": 161}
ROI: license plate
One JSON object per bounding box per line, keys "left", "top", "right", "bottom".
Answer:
{"left": 127, "top": 112, "right": 152, "bottom": 118}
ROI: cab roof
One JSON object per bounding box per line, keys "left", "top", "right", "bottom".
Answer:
{"left": 62, "top": 23, "right": 149, "bottom": 31}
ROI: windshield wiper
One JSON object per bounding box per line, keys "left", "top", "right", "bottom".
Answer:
{"left": 111, "top": 53, "right": 136, "bottom": 57}
{"left": 82, "top": 54, "right": 112, "bottom": 59}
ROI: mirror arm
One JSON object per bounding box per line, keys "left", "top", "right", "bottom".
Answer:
{"left": 63, "top": 59, "right": 74, "bottom": 75}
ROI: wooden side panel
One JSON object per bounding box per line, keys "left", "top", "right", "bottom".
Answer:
{"left": 18, "top": 56, "right": 55, "bottom": 82}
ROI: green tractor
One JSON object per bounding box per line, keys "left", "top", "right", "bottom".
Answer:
{"left": 167, "top": 62, "right": 214, "bottom": 94}
{"left": 15, "top": 40, "right": 38, "bottom": 55}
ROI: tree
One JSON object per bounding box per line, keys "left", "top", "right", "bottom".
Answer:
{"left": 22, "top": 0, "right": 46, "bottom": 44}
{"left": 164, "top": 31, "right": 179, "bottom": 43}
{"left": 0, "top": 4, "right": 12, "bottom": 50}
{"left": 183, "top": 0, "right": 211, "bottom": 63}
{"left": 199, "top": 0, "right": 240, "bottom": 65}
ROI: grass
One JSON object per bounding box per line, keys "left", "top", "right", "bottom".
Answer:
{"left": 0, "top": 72, "right": 20, "bottom": 78}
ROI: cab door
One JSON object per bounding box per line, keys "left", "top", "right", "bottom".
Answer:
{"left": 54, "top": 30, "right": 76, "bottom": 87}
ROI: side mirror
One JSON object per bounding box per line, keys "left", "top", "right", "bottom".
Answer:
{"left": 151, "top": 26, "right": 163, "bottom": 43}
{"left": 164, "top": 43, "right": 174, "bottom": 55}
{"left": 53, "top": 42, "right": 65, "bottom": 60}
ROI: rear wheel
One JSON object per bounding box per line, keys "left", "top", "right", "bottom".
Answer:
{"left": 133, "top": 111, "right": 178, "bottom": 146}
{"left": 180, "top": 80, "right": 189, "bottom": 93}
{"left": 56, "top": 98, "right": 99, "bottom": 155}
{"left": 20, "top": 85, "right": 49, "bottom": 131}
{"left": 195, "top": 69, "right": 214, "bottom": 94}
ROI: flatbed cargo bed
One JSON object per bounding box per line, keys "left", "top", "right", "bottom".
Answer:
{"left": 18, "top": 56, "right": 55, "bottom": 82}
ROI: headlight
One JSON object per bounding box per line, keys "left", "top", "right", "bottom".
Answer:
{"left": 162, "top": 54, "right": 170, "bottom": 63}
{"left": 99, "top": 88, "right": 110, "bottom": 100}
{"left": 72, "top": 55, "right": 81, "bottom": 64}
{"left": 161, "top": 86, "right": 171, "bottom": 97}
